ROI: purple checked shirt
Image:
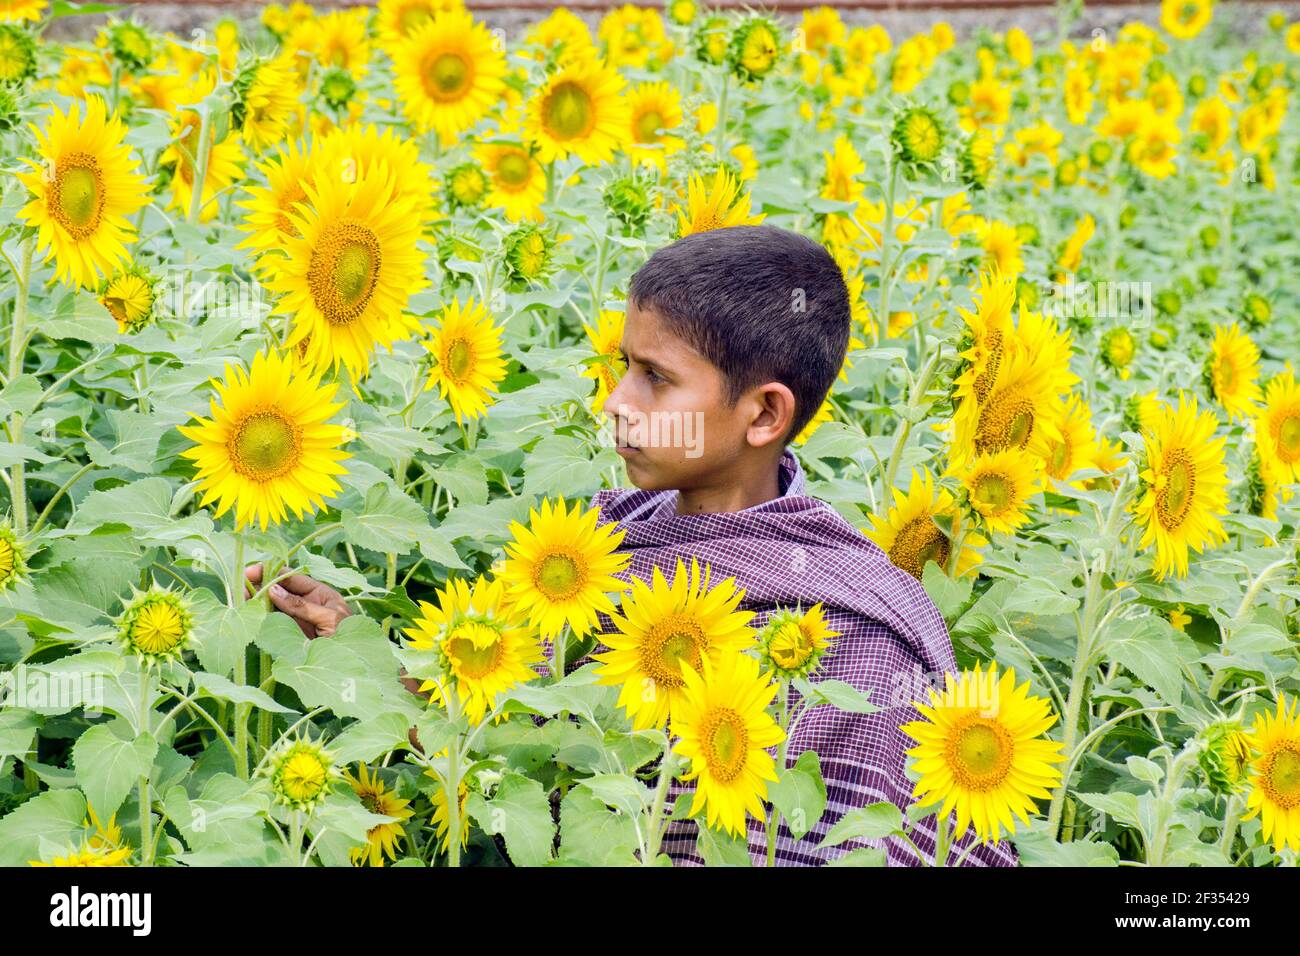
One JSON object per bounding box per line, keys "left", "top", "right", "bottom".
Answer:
{"left": 585, "top": 448, "right": 1020, "bottom": 867}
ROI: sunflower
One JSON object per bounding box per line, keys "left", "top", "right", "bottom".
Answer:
{"left": 959, "top": 448, "right": 1043, "bottom": 536}
{"left": 626, "top": 80, "right": 684, "bottom": 171}
{"left": 0, "top": 23, "right": 35, "bottom": 82}
{"left": 1100, "top": 327, "right": 1137, "bottom": 380}
{"left": 269, "top": 162, "right": 428, "bottom": 379}
{"left": 29, "top": 842, "right": 132, "bottom": 867}
{"left": 598, "top": 4, "right": 673, "bottom": 69}
{"left": 313, "top": 7, "right": 371, "bottom": 75}
{"left": 1134, "top": 392, "right": 1230, "bottom": 580}
{"left": 392, "top": 9, "right": 506, "bottom": 144}
{"left": 959, "top": 77, "right": 1011, "bottom": 132}
{"left": 430, "top": 778, "right": 471, "bottom": 853}
{"left": 377, "top": 0, "right": 461, "bottom": 50}
{"left": 865, "top": 469, "right": 984, "bottom": 578}
{"left": 404, "top": 575, "right": 543, "bottom": 725}
{"left": 1257, "top": 372, "right": 1300, "bottom": 483}
{"left": 236, "top": 137, "right": 317, "bottom": 270}
{"left": 99, "top": 263, "right": 157, "bottom": 332}
{"left": 116, "top": 584, "right": 195, "bottom": 666}
{"left": 952, "top": 269, "right": 1017, "bottom": 407}
{"left": 1042, "top": 393, "right": 1103, "bottom": 487}
{"left": 1161, "top": 0, "right": 1213, "bottom": 40}
{"left": 582, "top": 308, "right": 626, "bottom": 415}
{"left": 900, "top": 663, "right": 1066, "bottom": 846}
{"left": 319, "top": 123, "right": 438, "bottom": 223}
{"left": 673, "top": 650, "right": 784, "bottom": 837}
{"left": 233, "top": 54, "right": 299, "bottom": 153}
{"left": 264, "top": 734, "right": 341, "bottom": 813}
{"left": 819, "top": 134, "right": 865, "bottom": 245}
{"left": 676, "top": 166, "right": 765, "bottom": 237}
{"left": 0, "top": 0, "right": 45, "bottom": 23}
{"left": 421, "top": 297, "right": 509, "bottom": 423}
{"left": 1127, "top": 113, "right": 1181, "bottom": 178}
{"left": 949, "top": 344, "right": 1064, "bottom": 471}
{"left": 474, "top": 142, "right": 545, "bottom": 222}
{"left": 524, "top": 56, "right": 628, "bottom": 165}
{"left": 892, "top": 105, "right": 945, "bottom": 166}
{"left": 756, "top": 603, "right": 838, "bottom": 680}
{"left": 500, "top": 497, "right": 631, "bottom": 641}
{"left": 593, "top": 557, "right": 756, "bottom": 730}
{"left": 1057, "top": 214, "right": 1095, "bottom": 275}
{"left": 728, "top": 15, "right": 782, "bottom": 84}
{"left": 176, "top": 348, "right": 353, "bottom": 531}
{"left": 1203, "top": 323, "right": 1261, "bottom": 420}
{"left": 973, "top": 218, "right": 1024, "bottom": 277}
{"left": 0, "top": 522, "right": 29, "bottom": 591}
{"left": 1242, "top": 695, "right": 1300, "bottom": 854}
{"left": 523, "top": 7, "right": 596, "bottom": 66}
{"left": 16, "top": 96, "right": 151, "bottom": 290}
{"left": 160, "top": 104, "right": 247, "bottom": 223}
{"left": 344, "top": 764, "right": 414, "bottom": 866}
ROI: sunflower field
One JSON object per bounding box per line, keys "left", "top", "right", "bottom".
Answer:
{"left": 0, "top": 0, "right": 1298, "bottom": 869}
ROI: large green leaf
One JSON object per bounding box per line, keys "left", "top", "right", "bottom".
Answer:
{"left": 466, "top": 772, "right": 555, "bottom": 867}
{"left": 73, "top": 721, "right": 158, "bottom": 820}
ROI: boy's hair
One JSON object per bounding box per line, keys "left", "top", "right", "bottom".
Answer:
{"left": 627, "top": 224, "right": 851, "bottom": 443}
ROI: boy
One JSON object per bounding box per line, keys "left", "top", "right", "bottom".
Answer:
{"left": 248, "top": 225, "right": 1018, "bottom": 867}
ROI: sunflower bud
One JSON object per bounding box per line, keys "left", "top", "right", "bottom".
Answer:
{"left": 1154, "top": 288, "right": 1182, "bottom": 316}
{"left": 603, "top": 174, "right": 653, "bottom": 235}
{"left": 694, "top": 15, "right": 730, "bottom": 66}
{"left": 667, "top": 0, "right": 697, "bottom": 28}
{"left": 756, "top": 604, "right": 838, "bottom": 680}
{"left": 1087, "top": 139, "right": 1114, "bottom": 166}
{"left": 1198, "top": 263, "right": 1219, "bottom": 289}
{"left": 1197, "top": 720, "right": 1251, "bottom": 796}
{"left": 960, "top": 128, "right": 994, "bottom": 190}
{"left": 0, "top": 24, "right": 37, "bottom": 83}
{"left": 1198, "top": 224, "right": 1220, "bottom": 250}
{"left": 892, "top": 104, "right": 945, "bottom": 169}
{"left": 263, "top": 735, "right": 341, "bottom": 813}
{"left": 0, "top": 85, "right": 18, "bottom": 134}
{"left": 319, "top": 67, "right": 357, "bottom": 111}
{"left": 99, "top": 262, "right": 160, "bottom": 333}
{"left": 946, "top": 79, "right": 970, "bottom": 105}
{"left": 1242, "top": 292, "right": 1271, "bottom": 331}
{"left": 116, "top": 585, "right": 195, "bottom": 666}
{"left": 1187, "top": 73, "right": 1207, "bottom": 98}
{"left": 1099, "top": 327, "right": 1136, "bottom": 380}
{"left": 444, "top": 162, "right": 488, "bottom": 212}
{"left": 501, "top": 224, "right": 557, "bottom": 288}
{"left": 1015, "top": 277, "right": 1040, "bottom": 311}
{"left": 727, "top": 15, "right": 782, "bottom": 84}
{"left": 0, "top": 521, "right": 29, "bottom": 592}
{"left": 106, "top": 19, "right": 154, "bottom": 73}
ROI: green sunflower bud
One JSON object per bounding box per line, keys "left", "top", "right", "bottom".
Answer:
{"left": 0, "top": 24, "right": 37, "bottom": 84}
{"left": 0, "top": 521, "right": 30, "bottom": 592}
{"left": 892, "top": 104, "right": 945, "bottom": 169}
{"left": 1100, "top": 327, "right": 1136, "bottom": 378}
{"left": 1198, "top": 263, "right": 1219, "bottom": 288}
{"left": 444, "top": 162, "right": 488, "bottom": 212}
{"left": 319, "top": 67, "right": 357, "bottom": 110}
{"left": 263, "top": 735, "right": 342, "bottom": 813}
{"left": 1155, "top": 288, "right": 1182, "bottom": 316}
{"left": 107, "top": 19, "right": 154, "bottom": 73}
{"left": 501, "top": 224, "right": 557, "bottom": 288}
{"left": 1187, "top": 73, "right": 1207, "bottom": 98}
{"left": 1015, "top": 277, "right": 1041, "bottom": 311}
{"left": 603, "top": 174, "right": 652, "bottom": 235}
{"left": 116, "top": 585, "right": 195, "bottom": 666}
{"left": 1119, "top": 204, "right": 1137, "bottom": 229}
{"left": 960, "top": 129, "right": 995, "bottom": 190}
{"left": 0, "top": 84, "right": 20, "bottom": 134}
{"left": 1197, "top": 720, "right": 1251, "bottom": 796}
{"left": 1242, "top": 292, "right": 1271, "bottom": 331}
{"left": 1088, "top": 139, "right": 1114, "bottom": 166}
{"left": 1198, "top": 224, "right": 1220, "bottom": 250}
{"left": 694, "top": 15, "right": 730, "bottom": 66}
{"left": 727, "top": 15, "right": 783, "bottom": 84}
{"left": 946, "top": 79, "right": 970, "bottom": 106}
{"left": 756, "top": 604, "right": 837, "bottom": 680}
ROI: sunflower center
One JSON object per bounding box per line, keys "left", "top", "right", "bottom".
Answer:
{"left": 947, "top": 715, "right": 1013, "bottom": 791}
{"left": 281, "top": 753, "right": 327, "bottom": 802}
{"left": 1157, "top": 449, "right": 1195, "bottom": 530}
{"left": 635, "top": 109, "right": 665, "bottom": 142}
{"left": 129, "top": 604, "right": 187, "bottom": 656}
{"left": 640, "top": 614, "right": 705, "bottom": 687}
{"left": 50, "top": 154, "right": 106, "bottom": 239}
{"left": 229, "top": 408, "right": 304, "bottom": 482}
{"left": 307, "top": 220, "right": 383, "bottom": 325}
{"left": 1278, "top": 414, "right": 1300, "bottom": 462}
{"left": 544, "top": 81, "right": 594, "bottom": 140}
{"left": 496, "top": 151, "right": 531, "bottom": 188}
{"left": 1265, "top": 746, "right": 1300, "bottom": 808}
{"left": 972, "top": 331, "right": 1004, "bottom": 404}
{"left": 890, "top": 516, "right": 951, "bottom": 579}
{"left": 770, "top": 622, "right": 813, "bottom": 670}
{"left": 972, "top": 472, "right": 1013, "bottom": 515}
{"left": 424, "top": 51, "right": 474, "bottom": 102}
{"left": 703, "top": 707, "right": 749, "bottom": 783}
{"left": 533, "top": 552, "right": 585, "bottom": 600}
{"left": 446, "top": 622, "right": 506, "bottom": 680}
{"left": 443, "top": 337, "right": 474, "bottom": 383}
{"left": 976, "top": 390, "right": 1035, "bottom": 454}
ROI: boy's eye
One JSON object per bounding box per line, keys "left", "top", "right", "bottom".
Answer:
{"left": 644, "top": 366, "right": 664, "bottom": 384}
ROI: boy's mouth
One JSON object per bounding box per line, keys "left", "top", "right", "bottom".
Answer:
{"left": 615, "top": 442, "right": 640, "bottom": 456}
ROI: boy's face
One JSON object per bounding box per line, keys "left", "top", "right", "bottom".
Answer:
{"left": 602, "top": 301, "right": 760, "bottom": 492}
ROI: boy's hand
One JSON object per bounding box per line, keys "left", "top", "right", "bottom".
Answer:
{"left": 244, "top": 563, "right": 353, "bottom": 639}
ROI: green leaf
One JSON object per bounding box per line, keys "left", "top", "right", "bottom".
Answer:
{"left": 818, "top": 801, "right": 903, "bottom": 848}
{"left": 767, "top": 751, "right": 827, "bottom": 839}
{"left": 467, "top": 772, "right": 555, "bottom": 867}
{"left": 557, "top": 788, "right": 640, "bottom": 866}
{"left": 0, "top": 708, "right": 39, "bottom": 758}
{"left": 922, "top": 561, "right": 974, "bottom": 622}
{"left": 330, "top": 712, "right": 413, "bottom": 764}
{"left": 1002, "top": 577, "right": 1080, "bottom": 617}
{"left": 1104, "top": 617, "right": 1198, "bottom": 706}
{"left": 1074, "top": 791, "right": 1142, "bottom": 828}
{"left": 342, "top": 481, "right": 431, "bottom": 555}
{"left": 195, "top": 600, "right": 265, "bottom": 679}
{"left": 0, "top": 788, "right": 88, "bottom": 866}
{"left": 827, "top": 846, "right": 888, "bottom": 866}
{"left": 796, "top": 678, "right": 878, "bottom": 714}
{"left": 576, "top": 773, "right": 650, "bottom": 816}
{"left": 191, "top": 670, "right": 295, "bottom": 714}
{"left": 72, "top": 722, "right": 158, "bottom": 820}
{"left": 695, "top": 822, "right": 753, "bottom": 866}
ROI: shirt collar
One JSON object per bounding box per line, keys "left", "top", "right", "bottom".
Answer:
{"left": 648, "top": 447, "right": 806, "bottom": 519}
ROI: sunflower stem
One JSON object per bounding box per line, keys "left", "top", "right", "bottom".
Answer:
{"left": 7, "top": 240, "right": 33, "bottom": 534}
{"left": 231, "top": 533, "right": 251, "bottom": 780}
{"left": 714, "top": 70, "right": 729, "bottom": 159}
{"left": 186, "top": 106, "right": 213, "bottom": 226}
{"left": 876, "top": 156, "right": 901, "bottom": 346}
{"left": 642, "top": 741, "right": 677, "bottom": 864}
{"left": 137, "top": 666, "right": 155, "bottom": 866}
{"left": 765, "top": 680, "right": 791, "bottom": 866}
{"left": 932, "top": 808, "right": 951, "bottom": 866}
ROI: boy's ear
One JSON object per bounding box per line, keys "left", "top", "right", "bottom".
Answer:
{"left": 745, "top": 381, "right": 796, "bottom": 449}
